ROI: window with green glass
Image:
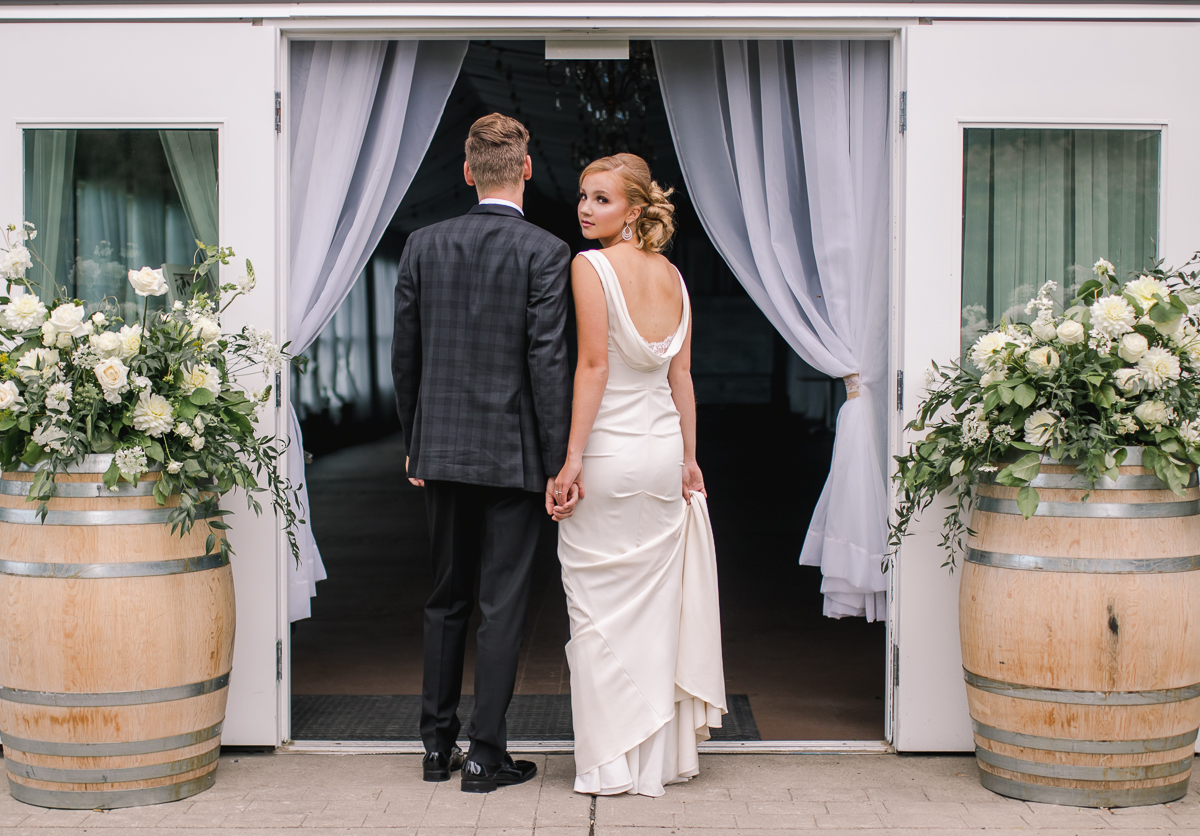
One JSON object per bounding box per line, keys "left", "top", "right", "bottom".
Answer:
{"left": 961, "top": 128, "right": 1160, "bottom": 355}
{"left": 23, "top": 129, "right": 217, "bottom": 320}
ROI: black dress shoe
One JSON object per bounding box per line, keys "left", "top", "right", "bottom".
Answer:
{"left": 460, "top": 754, "right": 537, "bottom": 793}
{"left": 423, "top": 745, "right": 465, "bottom": 782}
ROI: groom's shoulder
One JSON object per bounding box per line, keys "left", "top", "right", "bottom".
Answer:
{"left": 409, "top": 211, "right": 566, "bottom": 256}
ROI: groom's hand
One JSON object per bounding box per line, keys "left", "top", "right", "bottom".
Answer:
{"left": 405, "top": 456, "right": 424, "bottom": 487}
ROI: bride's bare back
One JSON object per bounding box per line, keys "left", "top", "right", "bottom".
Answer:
{"left": 600, "top": 245, "right": 684, "bottom": 344}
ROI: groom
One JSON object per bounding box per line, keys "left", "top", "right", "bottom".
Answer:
{"left": 391, "top": 113, "right": 572, "bottom": 793}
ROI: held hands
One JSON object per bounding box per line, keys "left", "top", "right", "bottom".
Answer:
{"left": 546, "top": 457, "right": 584, "bottom": 521}
{"left": 682, "top": 460, "right": 706, "bottom": 505}
{"left": 405, "top": 456, "right": 424, "bottom": 488}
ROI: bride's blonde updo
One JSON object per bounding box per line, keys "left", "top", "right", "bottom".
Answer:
{"left": 580, "top": 153, "right": 676, "bottom": 253}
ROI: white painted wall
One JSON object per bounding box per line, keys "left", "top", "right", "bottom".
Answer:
{"left": 0, "top": 20, "right": 283, "bottom": 745}
{"left": 897, "top": 19, "right": 1200, "bottom": 751}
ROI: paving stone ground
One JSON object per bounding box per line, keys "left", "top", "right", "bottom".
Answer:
{"left": 0, "top": 752, "right": 1198, "bottom": 834}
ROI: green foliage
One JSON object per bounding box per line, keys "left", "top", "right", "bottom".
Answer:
{"left": 0, "top": 235, "right": 305, "bottom": 565}
{"left": 889, "top": 254, "right": 1200, "bottom": 571}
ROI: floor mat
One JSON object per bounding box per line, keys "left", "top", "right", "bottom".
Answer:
{"left": 291, "top": 693, "right": 760, "bottom": 741}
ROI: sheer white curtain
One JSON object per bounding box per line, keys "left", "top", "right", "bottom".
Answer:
{"left": 159, "top": 131, "right": 220, "bottom": 250}
{"left": 23, "top": 130, "right": 76, "bottom": 299}
{"left": 656, "top": 40, "right": 891, "bottom": 619}
{"left": 287, "top": 39, "right": 467, "bottom": 621}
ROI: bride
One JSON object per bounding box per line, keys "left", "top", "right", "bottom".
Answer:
{"left": 549, "top": 153, "right": 727, "bottom": 797}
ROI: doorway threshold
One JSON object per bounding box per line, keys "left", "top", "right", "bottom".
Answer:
{"left": 279, "top": 739, "right": 894, "bottom": 755}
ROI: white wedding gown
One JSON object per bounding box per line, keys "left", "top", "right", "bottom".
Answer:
{"left": 558, "top": 249, "right": 727, "bottom": 797}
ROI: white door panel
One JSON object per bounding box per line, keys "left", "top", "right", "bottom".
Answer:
{"left": 897, "top": 20, "right": 1200, "bottom": 752}
{"left": 0, "top": 21, "right": 281, "bottom": 745}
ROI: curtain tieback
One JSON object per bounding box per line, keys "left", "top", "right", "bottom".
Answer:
{"left": 843, "top": 374, "right": 861, "bottom": 400}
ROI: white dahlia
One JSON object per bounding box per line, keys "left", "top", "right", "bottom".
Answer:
{"left": 131, "top": 391, "right": 174, "bottom": 437}
{"left": 1136, "top": 347, "right": 1181, "bottom": 390}
{"left": 1089, "top": 295, "right": 1136, "bottom": 339}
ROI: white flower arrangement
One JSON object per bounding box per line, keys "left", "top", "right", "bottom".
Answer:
{"left": 0, "top": 225, "right": 305, "bottom": 562}
{"left": 892, "top": 252, "right": 1200, "bottom": 567}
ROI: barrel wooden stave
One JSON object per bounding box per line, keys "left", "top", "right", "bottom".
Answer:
{"left": 962, "top": 462, "right": 1200, "bottom": 807}
{"left": 0, "top": 468, "right": 233, "bottom": 809}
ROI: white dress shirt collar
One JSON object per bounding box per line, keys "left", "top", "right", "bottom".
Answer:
{"left": 478, "top": 198, "right": 524, "bottom": 216}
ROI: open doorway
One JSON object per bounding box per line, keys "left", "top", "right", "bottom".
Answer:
{"left": 288, "top": 40, "right": 886, "bottom": 744}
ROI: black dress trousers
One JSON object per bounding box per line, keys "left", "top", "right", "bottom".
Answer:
{"left": 420, "top": 479, "right": 543, "bottom": 767}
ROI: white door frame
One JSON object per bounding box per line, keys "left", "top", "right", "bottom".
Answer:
{"left": 272, "top": 15, "right": 908, "bottom": 752}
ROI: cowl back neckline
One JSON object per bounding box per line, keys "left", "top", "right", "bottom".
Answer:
{"left": 581, "top": 249, "right": 689, "bottom": 373}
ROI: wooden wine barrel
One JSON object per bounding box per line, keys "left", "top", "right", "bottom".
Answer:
{"left": 0, "top": 455, "right": 233, "bottom": 809}
{"left": 962, "top": 448, "right": 1200, "bottom": 807}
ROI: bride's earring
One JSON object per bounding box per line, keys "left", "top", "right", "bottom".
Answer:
{"left": 621, "top": 224, "right": 633, "bottom": 241}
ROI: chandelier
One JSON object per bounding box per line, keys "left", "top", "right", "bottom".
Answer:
{"left": 547, "top": 42, "right": 658, "bottom": 170}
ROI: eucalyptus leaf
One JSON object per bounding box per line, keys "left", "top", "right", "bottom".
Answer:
{"left": 1016, "top": 485, "right": 1040, "bottom": 519}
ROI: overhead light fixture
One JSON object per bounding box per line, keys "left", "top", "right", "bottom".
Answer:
{"left": 545, "top": 40, "right": 630, "bottom": 61}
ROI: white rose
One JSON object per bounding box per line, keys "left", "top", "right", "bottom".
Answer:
{"left": 131, "top": 391, "right": 174, "bottom": 437}
{"left": 16, "top": 348, "right": 60, "bottom": 381}
{"left": 90, "top": 330, "right": 123, "bottom": 359}
{"left": 1179, "top": 420, "right": 1200, "bottom": 448}
{"left": 90, "top": 312, "right": 107, "bottom": 327}
{"left": 1031, "top": 313, "right": 1058, "bottom": 342}
{"left": 1026, "top": 346, "right": 1060, "bottom": 377}
{"left": 93, "top": 357, "right": 129, "bottom": 394}
{"left": 0, "top": 244, "right": 32, "bottom": 279}
{"left": 1134, "top": 400, "right": 1172, "bottom": 431}
{"left": 1117, "top": 333, "right": 1149, "bottom": 363}
{"left": 118, "top": 325, "right": 141, "bottom": 359}
{"left": 1137, "top": 346, "right": 1182, "bottom": 389}
{"left": 174, "top": 421, "right": 193, "bottom": 438}
{"left": 127, "top": 266, "right": 168, "bottom": 297}
{"left": 1113, "top": 368, "right": 1145, "bottom": 394}
{"left": 47, "top": 303, "right": 88, "bottom": 338}
{"left": 166, "top": 460, "right": 183, "bottom": 475}
{"left": 970, "top": 331, "right": 1009, "bottom": 371}
{"left": 190, "top": 316, "right": 221, "bottom": 347}
{"left": 40, "top": 320, "right": 56, "bottom": 346}
{"left": 179, "top": 363, "right": 222, "bottom": 397}
{"left": 1055, "top": 320, "right": 1085, "bottom": 345}
{"left": 190, "top": 435, "right": 205, "bottom": 451}
{"left": 1089, "top": 295, "right": 1136, "bottom": 339}
{"left": 1023, "top": 409, "right": 1059, "bottom": 448}
{"left": 55, "top": 331, "right": 73, "bottom": 349}
{"left": 0, "top": 380, "right": 20, "bottom": 410}
{"left": 4, "top": 294, "right": 47, "bottom": 331}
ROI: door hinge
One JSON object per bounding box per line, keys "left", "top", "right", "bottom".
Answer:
{"left": 274, "top": 91, "right": 282, "bottom": 134}
{"left": 898, "top": 91, "right": 907, "bottom": 134}
{"left": 896, "top": 370, "right": 904, "bottom": 412}
{"left": 276, "top": 640, "right": 283, "bottom": 681}
{"left": 892, "top": 647, "right": 900, "bottom": 687}
{"left": 275, "top": 371, "right": 282, "bottom": 408}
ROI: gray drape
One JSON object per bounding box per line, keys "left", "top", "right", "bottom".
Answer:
{"left": 160, "top": 130, "right": 220, "bottom": 251}
{"left": 287, "top": 39, "right": 467, "bottom": 620}
{"left": 656, "top": 40, "right": 891, "bottom": 619}
{"left": 23, "top": 130, "right": 76, "bottom": 299}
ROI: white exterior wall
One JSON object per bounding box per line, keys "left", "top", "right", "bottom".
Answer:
{"left": 0, "top": 20, "right": 283, "bottom": 745}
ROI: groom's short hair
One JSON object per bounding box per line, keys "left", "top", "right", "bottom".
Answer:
{"left": 465, "top": 113, "right": 529, "bottom": 194}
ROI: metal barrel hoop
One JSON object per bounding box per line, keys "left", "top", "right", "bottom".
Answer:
{"left": 0, "top": 672, "right": 230, "bottom": 707}
{"left": 974, "top": 495, "right": 1200, "bottom": 519}
{"left": 0, "top": 553, "right": 229, "bottom": 579}
{"left": 963, "top": 669, "right": 1200, "bottom": 706}
{"left": 4, "top": 745, "right": 220, "bottom": 784}
{"left": 0, "top": 721, "right": 224, "bottom": 758}
{"left": 0, "top": 506, "right": 216, "bottom": 526}
{"left": 978, "top": 771, "right": 1190, "bottom": 808}
{"left": 965, "top": 548, "right": 1200, "bottom": 574}
{"left": 6, "top": 773, "right": 216, "bottom": 810}
{"left": 972, "top": 720, "right": 1200, "bottom": 754}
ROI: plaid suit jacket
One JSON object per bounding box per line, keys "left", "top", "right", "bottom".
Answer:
{"left": 391, "top": 203, "right": 572, "bottom": 491}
